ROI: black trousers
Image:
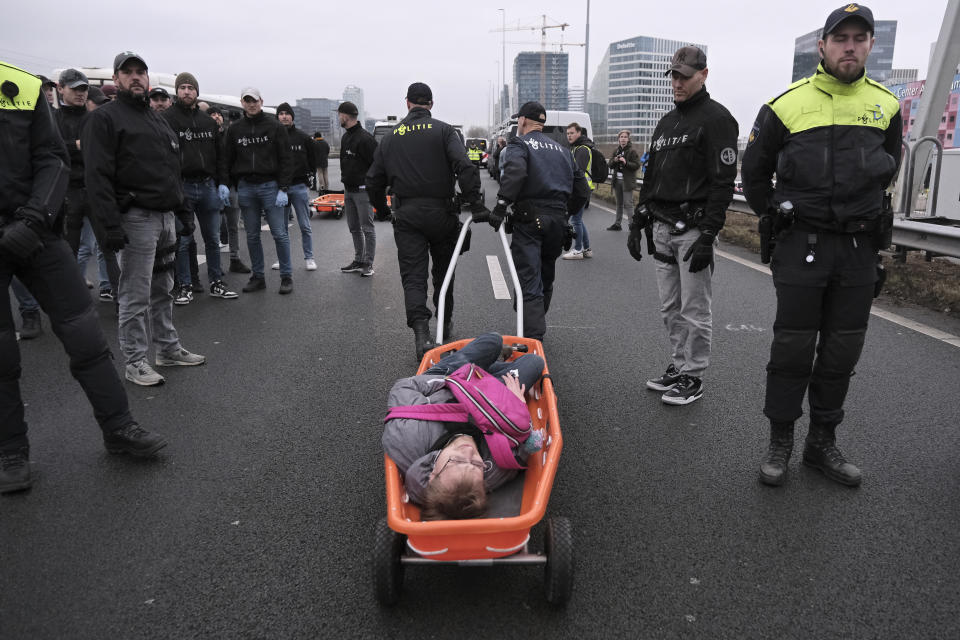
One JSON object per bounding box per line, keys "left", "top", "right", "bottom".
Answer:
{"left": 1, "top": 225, "right": 134, "bottom": 453}
{"left": 62, "top": 186, "right": 121, "bottom": 294}
{"left": 510, "top": 214, "right": 565, "bottom": 340}
{"left": 393, "top": 202, "right": 460, "bottom": 327}
{"left": 764, "top": 228, "right": 878, "bottom": 429}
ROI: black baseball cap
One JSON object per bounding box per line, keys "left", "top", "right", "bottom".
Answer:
{"left": 113, "top": 51, "right": 148, "bottom": 72}
{"left": 336, "top": 101, "right": 359, "bottom": 116}
{"left": 207, "top": 106, "right": 222, "bottom": 116}
{"left": 87, "top": 86, "right": 109, "bottom": 105}
{"left": 38, "top": 75, "right": 56, "bottom": 88}
{"left": 665, "top": 46, "right": 707, "bottom": 77}
{"left": 58, "top": 68, "right": 89, "bottom": 89}
{"left": 823, "top": 3, "right": 875, "bottom": 36}
{"left": 512, "top": 101, "right": 546, "bottom": 123}
{"left": 405, "top": 82, "right": 433, "bottom": 105}
{"left": 148, "top": 87, "right": 170, "bottom": 99}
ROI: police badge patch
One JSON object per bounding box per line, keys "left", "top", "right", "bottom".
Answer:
{"left": 720, "top": 147, "right": 737, "bottom": 165}
{"left": 747, "top": 123, "right": 760, "bottom": 147}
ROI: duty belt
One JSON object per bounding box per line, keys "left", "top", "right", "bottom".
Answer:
{"left": 183, "top": 175, "right": 212, "bottom": 184}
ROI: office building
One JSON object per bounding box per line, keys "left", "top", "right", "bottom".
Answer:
{"left": 568, "top": 86, "right": 585, "bottom": 112}
{"left": 588, "top": 35, "right": 706, "bottom": 146}
{"left": 343, "top": 85, "right": 365, "bottom": 122}
{"left": 792, "top": 20, "right": 897, "bottom": 82}
{"left": 887, "top": 71, "right": 960, "bottom": 149}
{"left": 513, "top": 51, "right": 568, "bottom": 111}
{"left": 296, "top": 97, "right": 339, "bottom": 143}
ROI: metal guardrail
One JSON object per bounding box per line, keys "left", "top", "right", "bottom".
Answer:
{"left": 725, "top": 194, "right": 960, "bottom": 260}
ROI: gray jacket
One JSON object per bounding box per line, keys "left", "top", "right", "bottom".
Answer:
{"left": 382, "top": 374, "right": 519, "bottom": 505}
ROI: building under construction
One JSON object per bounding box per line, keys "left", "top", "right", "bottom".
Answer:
{"left": 513, "top": 51, "right": 569, "bottom": 111}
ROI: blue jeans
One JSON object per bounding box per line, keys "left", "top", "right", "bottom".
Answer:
{"left": 177, "top": 179, "right": 224, "bottom": 285}
{"left": 237, "top": 179, "right": 291, "bottom": 278}
{"left": 570, "top": 205, "right": 590, "bottom": 251}
{"left": 425, "top": 332, "right": 545, "bottom": 389}
{"left": 77, "top": 217, "right": 110, "bottom": 291}
{"left": 10, "top": 277, "right": 39, "bottom": 314}
{"left": 285, "top": 183, "right": 314, "bottom": 260}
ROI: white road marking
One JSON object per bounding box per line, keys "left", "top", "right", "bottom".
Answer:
{"left": 486, "top": 255, "right": 511, "bottom": 299}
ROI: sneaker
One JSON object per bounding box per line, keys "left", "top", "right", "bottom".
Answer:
{"left": 607, "top": 223, "right": 622, "bottom": 231}
{"left": 209, "top": 280, "right": 238, "bottom": 299}
{"left": 103, "top": 423, "right": 167, "bottom": 457}
{"left": 583, "top": 248, "right": 593, "bottom": 258}
{"left": 562, "top": 249, "right": 584, "bottom": 260}
{"left": 242, "top": 276, "right": 266, "bottom": 292}
{"left": 305, "top": 259, "right": 317, "bottom": 271}
{"left": 19, "top": 311, "right": 42, "bottom": 340}
{"left": 271, "top": 261, "right": 280, "bottom": 270}
{"left": 125, "top": 359, "right": 165, "bottom": 386}
{"left": 156, "top": 348, "right": 206, "bottom": 367}
{"left": 229, "top": 258, "right": 251, "bottom": 274}
{"left": 661, "top": 374, "right": 704, "bottom": 406}
{"left": 279, "top": 276, "right": 293, "bottom": 294}
{"left": 646, "top": 364, "right": 682, "bottom": 391}
{"left": 360, "top": 264, "right": 375, "bottom": 277}
{"left": 173, "top": 286, "right": 193, "bottom": 306}
{"left": 340, "top": 260, "right": 363, "bottom": 273}
{"left": 0, "top": 447, "right": 31, "bottom": 494}
{"left": 99, "top": 289, "right": 114, "bottom": 302}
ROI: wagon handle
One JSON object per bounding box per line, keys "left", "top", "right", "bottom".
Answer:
{"left": 436, "top": 219, "right": 523, "bottom": 344}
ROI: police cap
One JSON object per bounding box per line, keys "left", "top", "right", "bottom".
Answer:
{"left": 823, "top": 3, "right": 875, "bottom": 36}
{"left": 405, "top": 82, "right": 433, "bottom": 105}
{"left": 114, "top": 51, "right": 148, "bottom": 73}
{"left": 512, "top": 101, "right": 546, "bottom": 123}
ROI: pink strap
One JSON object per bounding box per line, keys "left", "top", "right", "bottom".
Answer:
{"left": 385, "top": 404, "right": 470, "bottom": 423}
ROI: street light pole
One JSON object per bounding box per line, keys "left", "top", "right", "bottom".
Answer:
{"left": 499, "top": 8, "right": 506, "bottom": 121}
{"left": 583, "top": 0, "right": 590, "bottom": 108}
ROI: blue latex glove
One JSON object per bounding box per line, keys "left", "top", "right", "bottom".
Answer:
{"left": 218, "top": 184, "right": 230, "bottom": 207}
{"left": 275, "top": 190, "right": 288, "bottom": 208}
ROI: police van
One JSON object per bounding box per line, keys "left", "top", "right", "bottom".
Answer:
{"left": 52, "top": 67, "right": 275, "bottom": 119}
{"left": 493, "top": 110, "right": 594, "bottom": 147}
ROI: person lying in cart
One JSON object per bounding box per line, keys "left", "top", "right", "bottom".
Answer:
{"left": 382, "top": 333, "right": 545, "bottom": 521}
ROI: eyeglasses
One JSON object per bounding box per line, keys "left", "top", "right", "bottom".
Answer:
{"left": 434, "top": 456, "right": 485, "bottom": 477}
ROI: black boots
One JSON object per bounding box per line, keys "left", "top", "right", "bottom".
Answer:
{"left": 758, "top": 422, "right": 794, "bottom": 486}
{"left": 19, "top": 311, "right": 42, "bottom": 340}
{"left": 802, "top": 424, "right": 862, "bottom": 487}
{"left": 412, "top": 320, "right": 434, "bottom": 363}
{"left": 229, "top": 258, "right": 251, "bottom": 274}
{"left": 0, "top": 447, "right": 31, "bottom": 494}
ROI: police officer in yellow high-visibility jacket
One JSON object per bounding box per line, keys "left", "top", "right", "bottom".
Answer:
{"left": 741, "top": 4, "right": 902, "bottom": 489}
{"left": 0, "top": 61, "right": 167, "bottom": 493}
{"left": 467, "top": 143, "right": 482, "bottom": 167}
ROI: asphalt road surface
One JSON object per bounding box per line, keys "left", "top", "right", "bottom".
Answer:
{"left": 4, "top": 160, "right": 960, "bottom": 639}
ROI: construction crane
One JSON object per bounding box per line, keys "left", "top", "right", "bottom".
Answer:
{"left": 491, "top": 14, "right": 580, "bottom": 105}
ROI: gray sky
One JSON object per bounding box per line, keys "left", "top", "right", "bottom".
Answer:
{"left": 3, "top": 0, "right": 950, "bottom": 136}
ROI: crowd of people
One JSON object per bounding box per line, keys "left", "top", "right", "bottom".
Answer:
{"left": 3, "top": 4, "right": 900, "bottom": 502}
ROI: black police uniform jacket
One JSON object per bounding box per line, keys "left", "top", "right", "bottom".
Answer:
{"left": 339, "top": 122, "right": 377, "bottom": 189}
{"left": 55, "top": 104, "right": 87, "bottom": 188}
{"left": 497, "top": 130, "right": 588, "bottom": 215}
{"left": 365, "top": 107, "right": 481, "bottom": 210}
{"left": 162, "top": 100, "right": 227, "bottom": 184}
{"left": 0, "top": 64, "right": 69, "bottom": 224}
{"left": 283, "top": 125, "right": 317, "bottom": 186}
{"left": 741, "top": 64, "right": 902, "bottom": 229}
{"left": 637, "top": 86, "right": 739, "bottom": 234}
{"left": 313, "top": 137, "right": 330, "bottom": 169}
{"left": 219, "top": 110, "right": 293, "bottom": 189}
{"left": 81, "top": 91, "right": 184, "bottom": 228}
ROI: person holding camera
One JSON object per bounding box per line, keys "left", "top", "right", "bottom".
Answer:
{"left": 607, "top": 130, "right": 641, "bottom": 231}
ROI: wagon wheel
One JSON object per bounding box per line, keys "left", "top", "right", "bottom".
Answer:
{"left": 373, "top": 518, "right": 405, "bottom": 605}
{"left": 335, "top": 208, "right": 344, "bottom": 220}
{"left": 543, "top": 516, "right": 573, "bottom": 606}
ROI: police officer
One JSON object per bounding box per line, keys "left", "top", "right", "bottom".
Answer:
{"left": 366, "top": 82, "right": 489, "bottom": 361}
{"left": 467, "top": 142, "right": 482, "bottom": 167}
{"left": 0, "top": 60, "right": 167, "bottom": 493}
{"left": 488, "top": 101, "right": 589, "bottom": 342}
{"left": 742, "top": 4, "right": 901, "bottom": 487}
{"left": 628, "top": 45, "right": 738, "bottom": 406}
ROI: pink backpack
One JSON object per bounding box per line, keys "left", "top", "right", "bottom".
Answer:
{"left": 384, "top": 363, "right": 532, "bottom": 470}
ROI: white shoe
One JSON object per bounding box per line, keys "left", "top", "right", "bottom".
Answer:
{"left": 125, "top": 359, "right": 165, "bottom": 386}
{"left": 562, "top": 250, "right": 584, "bottom": 260}
{"left": 305, "top": 259, "right": 317, "bottom": 271}
{"left": 271, "top": 262, "right": 280, "bottom": 270}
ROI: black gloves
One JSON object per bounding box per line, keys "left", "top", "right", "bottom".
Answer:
{"left": 469, "top": 200, "right": 492, "bottom": 225}
{"left": 633, "top": 202, "right": 651, "bottom": 228}
{"left": 562, "top": 223, "right": 575, "bottom": 251}
{"left": 102, "top": 225, "right": 128, "bottom": 252}
{"left": 488, "top": 201, "right": 508, "bottom": 231}
{"left": 627, "top": 223, "right": 644, "bottom": 261}
{"left": 683, "top": 230, "right": 716, "bottom": 273}
{"left": 0, "top": 219, "right": 44, "bottom": 263}
{"left": 374, "top": 205, "right": 393, "bottom": 222}
{"left": 178, "top": 218, "right": 196, "bottom": 237}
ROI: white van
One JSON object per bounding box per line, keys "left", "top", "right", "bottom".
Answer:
{"left": 494, "top": 110, "right": 594, "bottom": 147}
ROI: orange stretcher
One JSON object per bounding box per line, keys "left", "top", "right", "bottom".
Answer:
{"left": 309, "top": 192, "right": 392, "bottom": 219}
{"left": 374, "top": 219, "right": 571, "bottom": 606}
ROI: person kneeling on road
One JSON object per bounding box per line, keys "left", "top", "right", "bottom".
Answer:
{"left": 382, "top": 333, "right": 544, "bottom": 521}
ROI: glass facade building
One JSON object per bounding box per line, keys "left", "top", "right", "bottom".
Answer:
{"left": 513, "top": 51, "right": 569, "bottom": 111}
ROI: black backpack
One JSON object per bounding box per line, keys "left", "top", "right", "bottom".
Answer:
{"left": 578, "top": 144, "right": 608, "bottom": 185}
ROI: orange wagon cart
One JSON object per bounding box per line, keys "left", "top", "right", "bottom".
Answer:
{"left": 374, "top": 219, "right": 572, "bottom": 606}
